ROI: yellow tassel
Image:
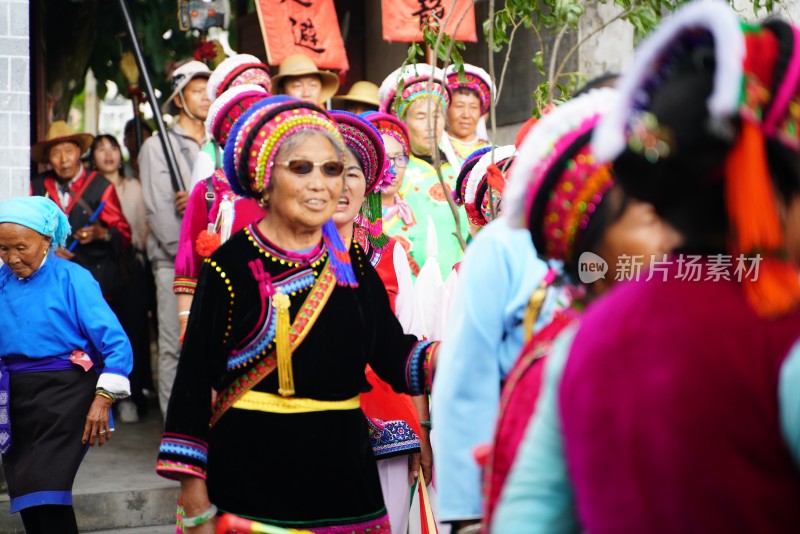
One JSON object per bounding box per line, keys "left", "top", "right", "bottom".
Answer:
{"left": 522, "top": 284, "right": 548, "bottom": 343}
{"left": 272, "top": 290, "right": 294, "bottom": 396}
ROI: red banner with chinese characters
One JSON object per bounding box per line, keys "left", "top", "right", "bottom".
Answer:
{"left": 255, "top": 0, "right": 349, "bottom": 71}
{"left": 382, "top": 0, "right": 477, "bottom": 43}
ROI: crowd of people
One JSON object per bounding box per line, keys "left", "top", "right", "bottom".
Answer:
{"left": 3, "top": 0, "right": 800, "bottom": 532}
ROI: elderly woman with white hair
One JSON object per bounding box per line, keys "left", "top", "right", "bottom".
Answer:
{"left": 0, "top": 196, "right": 132, "bottom": 534}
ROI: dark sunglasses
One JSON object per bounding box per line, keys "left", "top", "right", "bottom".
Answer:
{"left": 272, "top": 159, "right": 345, "bottom": 177}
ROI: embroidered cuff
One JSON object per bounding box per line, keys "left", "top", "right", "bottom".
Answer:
{"left": 173, "top": 277, "right": 198, "bottom": 295}
{"left": 405, "top": 341, "right": 438, "bottom": 396}
{"left": 368, "top": 418, "right": 421, "bottom": 458}
{"left": 96, "top": 373, "right": 131, "bottom": 397}
{"left": 156, "top": 459, "right": 207, "bottom": 481}
{"left": 157, "top": 433, "right": 208, "bottom": 480}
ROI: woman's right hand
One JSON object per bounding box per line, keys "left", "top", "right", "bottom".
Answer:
{"left": 180, "top": 476, "right": 216, "bottom": 533}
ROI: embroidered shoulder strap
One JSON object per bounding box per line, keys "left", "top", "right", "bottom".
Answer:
{"left": 209, "top": 259, "right": 338, "bottom": 427}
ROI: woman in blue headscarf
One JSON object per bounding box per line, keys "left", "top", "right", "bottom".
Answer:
{"left": 0, "top": 196, "right": 133, "bottom": 534}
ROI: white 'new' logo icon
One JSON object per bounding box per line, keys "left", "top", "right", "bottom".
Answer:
{"left": 578, "top": 251, "right": 608, "bottom": 284}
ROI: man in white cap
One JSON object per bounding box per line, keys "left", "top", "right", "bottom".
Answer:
{"left": 139, "top": 59, "right": 211, "bottom": 415}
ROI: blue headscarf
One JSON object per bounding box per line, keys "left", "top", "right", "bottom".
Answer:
{"left": 0, "top": 196, "right": 71, "bottom": 249}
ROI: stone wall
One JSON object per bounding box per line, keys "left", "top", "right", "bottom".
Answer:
{"left": 0, "top": 0, "right": 28, "bottom": 201}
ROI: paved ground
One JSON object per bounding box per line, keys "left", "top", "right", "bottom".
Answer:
{"left": 90, "top": 525, "right": 174, "bottom": 533}
{"left": 0, "top": 407, "right": 179, "bottom": 533}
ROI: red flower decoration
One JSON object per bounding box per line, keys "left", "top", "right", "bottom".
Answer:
{"left": 193, "top": 41, "right": 217, "bottom": 62}
{"left": 195, "top": 230, "right": 221, "bottom": 257}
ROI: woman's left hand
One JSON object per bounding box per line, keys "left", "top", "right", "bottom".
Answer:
{"left": 419, "top": 430, "right": 433, "bottom": 485}
{"left": 74, "top": 223, "right": 109, "bottom": 245}
{"left": 83, "top": 394, "right": 113, "bottom": 446}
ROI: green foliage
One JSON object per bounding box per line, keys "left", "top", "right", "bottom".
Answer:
{"left": 90, "top": 0, "right": 196, "bottom": 100}
{"left": 44, "top": 0, "right": 196, "bottom": 119}
{"left": 422, "top": 26, "right": 466, "bottom": 73}
{"left": 483, "top": 0, "right": 752, "bottom": 113}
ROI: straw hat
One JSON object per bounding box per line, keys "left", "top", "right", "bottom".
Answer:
{"left": 162, "top": 60, "right": 212, "bottom": 115}
{"left": 332, "top": 81, "right": 380, "bottom": 109}
{"left": 31, "top": 121, "right": 94, "bottom": 164}
{"left": 270, "top": 54, "right": 339, "bottom": 102}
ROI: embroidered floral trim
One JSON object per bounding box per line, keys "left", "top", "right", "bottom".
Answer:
{"left": 368, "top": 418, "right": 421, "bottom": 458}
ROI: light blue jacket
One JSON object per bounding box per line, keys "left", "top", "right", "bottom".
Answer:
{"left": 432, "top": 217, "right": 550, "bottom": 521}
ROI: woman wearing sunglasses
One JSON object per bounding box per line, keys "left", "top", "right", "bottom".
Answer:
{"left": 156, "top": 96, "right": 438, "bottom": 534}
{"left": 331, "top": 110, "right": 432, "bottom": 534}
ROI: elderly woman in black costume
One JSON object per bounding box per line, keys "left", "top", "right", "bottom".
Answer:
{"left": 156, "top": 96, "right": 438, "bottom": 533}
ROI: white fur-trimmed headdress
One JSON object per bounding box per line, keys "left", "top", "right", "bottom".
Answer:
{"left": 378, "top": 63, "right": 450, "bottom": 118}
{"left": 206, "top": 54, "right": 272, "bottom": 101}
{"left": 463, "top": 144, "right": 516, "bottom": 227}
{"left": 445, "top": 64, "right": 495, "bottom": 115}
{"left": 591, "top": 0, "right": 744, "bottom": 162}
{"left": 503, "top": 87, "right": 619, "bottom": 228}
{"left": 206, "top": 84, "right": 269, "bottom": 145}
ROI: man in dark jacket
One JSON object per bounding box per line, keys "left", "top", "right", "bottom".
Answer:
{"left": 30, "top": 121, "right": 131, "bottom": 299}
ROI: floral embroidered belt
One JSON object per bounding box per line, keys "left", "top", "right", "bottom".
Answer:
{"left": 232, "top": 390, "right": 360, "bottom": 414}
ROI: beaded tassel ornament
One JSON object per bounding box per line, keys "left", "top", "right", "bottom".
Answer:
{"left": 322, "top": 219, "right": 358, "bottom": 286}
{"left": 273, "top": 289, "right": 294, "bottom": 396}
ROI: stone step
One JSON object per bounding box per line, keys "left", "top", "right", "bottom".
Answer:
{"left": 0, "top": 410, "right": 179, "bottom": 533}
{"left": 85, "top": 524, "right": 174, "bottom": 533}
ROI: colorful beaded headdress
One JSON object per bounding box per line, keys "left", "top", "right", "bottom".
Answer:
{"left": 503, "top": 88, "right": 619, "bottom": 265}
{"left": 223, "top": 95, "right": 356, "bottom": 287}
{"left": 330, "top": 111, "right": 390, "bottom": 195}
{"left": 207, "top": 84, "right": 269, "bottom": 145}
{"left": 445, "top": 64, "right": 495, "bottom": 115}
{"left": 464, "top": 145, "right": 516, "bottom": 228}
{"left": 206, "top": 54, "right": 272, "bottom": 101}
{"left": 454, "top": 146, "right": 492, "bottom": 206}
{"left": 364, "top": 112, "right": 411, "bottom": 156}
{"left": 224, "top": 96, "right": 341, "bottom": 198}
{"left": 378, "top": 64, "right": 450, "bottom": 119}
{"left": 331, "top": 110, "right": 392, "bottom": 254}
{"left": 592, "top": 0, "right": 800, "bottom": 317}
